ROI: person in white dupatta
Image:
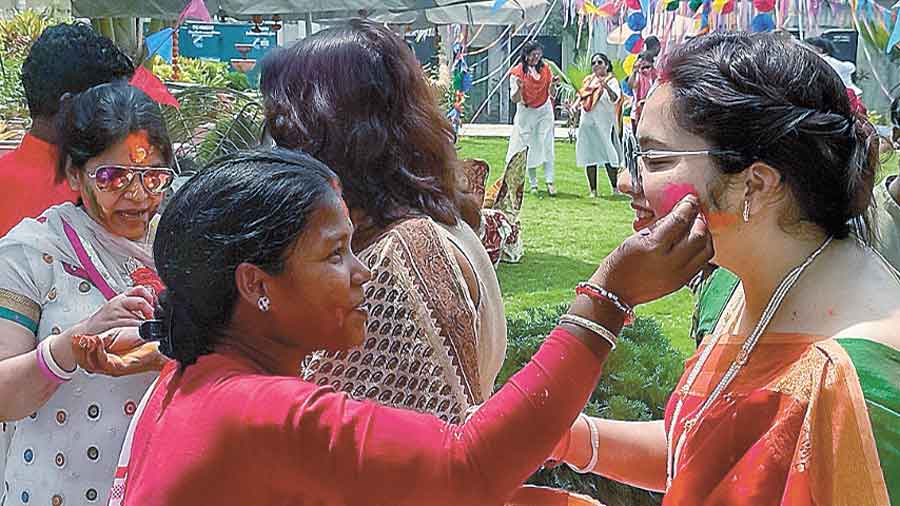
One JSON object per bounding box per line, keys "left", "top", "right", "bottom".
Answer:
{"left": 0, "top": 83, "right": 171, "bottom": 505}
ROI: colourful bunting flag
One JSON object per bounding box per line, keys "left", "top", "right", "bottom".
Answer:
{"left": 177, "top": 0, "right": 212, "bottom": 26}
{"left": 130, "top": 66, "right": 179, "bottom": 109}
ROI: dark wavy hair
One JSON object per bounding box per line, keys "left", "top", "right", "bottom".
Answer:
{"left": 660, "top": 32, "right": 877, "bottom": 241}
{"left": 55, "top": 83, "right": 172, "bottom": 183}
{"left": 152, "top": 148, "right": 339, "bottom": 367}
{"left": 519, "top": 41, "right": 544, "bottom": 72}
{"left": 22, "top": 22, "right": 134, "bottom": 119}
{"left": 260, "top": 19, "right": 460, "bottom": 229}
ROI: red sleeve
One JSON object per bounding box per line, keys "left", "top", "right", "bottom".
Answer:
{"left": 509, "top": 64, "right": 524, "bottom": 80}
{"left": 0, "top": 170, "right": 28, "bottom": 237}
{"left": 244, "top": 328, "right": 605, "bottom": 505}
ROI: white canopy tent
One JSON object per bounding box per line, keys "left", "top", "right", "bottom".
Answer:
{"left": 69, "top": 0, "right": 544, "bottom": 21}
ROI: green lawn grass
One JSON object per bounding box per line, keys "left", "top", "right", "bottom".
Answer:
{"left": 457, "top": 136, "right": 697, "bottom": 355}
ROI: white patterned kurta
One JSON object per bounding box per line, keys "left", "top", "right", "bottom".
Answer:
{"left": 0, "top": 204, "right": 158, "bottom": 506}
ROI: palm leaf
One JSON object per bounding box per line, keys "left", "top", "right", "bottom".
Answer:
{"left": 160, "top": 85, "right": 265, "bottom": 171}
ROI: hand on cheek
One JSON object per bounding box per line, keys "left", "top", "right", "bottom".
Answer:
{"left": 659, "top": 183, "right": 699, "bottom": 215}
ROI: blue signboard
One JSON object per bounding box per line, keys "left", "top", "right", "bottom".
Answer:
{"left": 176, "top": 21, "right": 278, "bottom": 87}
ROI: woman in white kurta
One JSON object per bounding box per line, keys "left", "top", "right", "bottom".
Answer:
{"left": 576, "top": 53, "right": 622, "bottom": 198}
{"left": 0, "top": 84, "right": 170, "bottom": 505}
{"left": 506, "top": 42, "right": 557, "bottom": 196}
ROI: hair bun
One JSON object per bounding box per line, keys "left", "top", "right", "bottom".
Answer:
{"left": 847, "top": 116, "right": 878, "bottom": 219}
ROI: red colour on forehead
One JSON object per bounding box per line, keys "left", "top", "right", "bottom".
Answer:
{"left": 329, "top": 178, "right": 349, "bottom": 218}
{"left": 125, "top": 131, "right": 153, "bottom": 165}
{"left": 660, "top": 183, "right": 699, "bottom": 215}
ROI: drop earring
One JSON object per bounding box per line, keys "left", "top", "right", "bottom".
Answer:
{"left": 742, "top": 199, "right": 751, "bottom": 223}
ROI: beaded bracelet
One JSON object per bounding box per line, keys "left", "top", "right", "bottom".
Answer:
{"left": 575, "top": 282, "right": 635, "bottom": 325}
{"left": 37, "top": 338, "right": 76, "bottom": 384}
{"left": 558, "top": 314, "right": 617, "bottom": 350}
{"left": 567, "top": 413, "right": 600, "bottom": 474}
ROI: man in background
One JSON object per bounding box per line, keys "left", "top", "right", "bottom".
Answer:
{"left": 0, "top": 22, "right": 134, "bottom": 236}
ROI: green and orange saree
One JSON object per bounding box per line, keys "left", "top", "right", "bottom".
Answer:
{"left": 672, "top": 278, "right": 898, "bottom": 505}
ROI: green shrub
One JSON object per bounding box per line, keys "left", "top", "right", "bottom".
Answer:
{"left": 0, "top": 9, "right": 61, "bottom": 120}
{"left": 497, "top": 305, "right": 687, "bottom": 506}
{"left": 0, "top": 9, "right": 58, "bottom": 60}
{"left": 0, "top": 54, "right": 27, "bottom": 119}
{"left": 150, "top": 56, "right": 250, "bottom": 91}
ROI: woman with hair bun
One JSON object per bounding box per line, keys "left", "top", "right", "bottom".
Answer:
{"left": 550, "top": 32, "right": 899, "bottom": 505}
{"left": 107, "top": 146, "right": 711, "bottom": 504}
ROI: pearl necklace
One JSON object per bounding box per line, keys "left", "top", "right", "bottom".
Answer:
{"left": 665, "top": 236, "right": 834, "bottom": 489}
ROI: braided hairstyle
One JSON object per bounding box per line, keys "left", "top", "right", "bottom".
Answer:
{"left": 152, "top": 148, "right": 339, "bottom": 367}
{"left": 660, "top": 32, "right": 878, "bottom": 241}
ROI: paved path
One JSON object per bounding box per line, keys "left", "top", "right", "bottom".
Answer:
{"left": 459, "top": 122, "right": 571, "bottom": 139}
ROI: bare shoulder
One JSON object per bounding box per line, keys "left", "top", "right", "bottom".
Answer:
{"left": 834, "top": 318, "right": 900, "bottom": 350}
{"left": 783, "top": 240, "right": 900, "bottom": 342}
{"left": 832, "top": 243, "right": 900, "bottom": 349}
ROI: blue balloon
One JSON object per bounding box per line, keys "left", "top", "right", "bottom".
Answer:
{"left": 627, "top": 12, "right": 647, "bottom": 31}
{"left": 624, "top": 33, "right": 644, "bottom": 54}
{"left": 621, "top": 78, "right": 633, "bottom": 97}
{"left": 751, "top": 13, "right": 775, "bottom": 32}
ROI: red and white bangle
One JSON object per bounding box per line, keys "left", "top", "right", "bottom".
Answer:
{"left": 575, "top": 282, "right": 636, "bottom": 325}
{"left": 37, "top": 338, "right": 76, "bottom": 384}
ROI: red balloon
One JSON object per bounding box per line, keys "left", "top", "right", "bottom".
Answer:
{"left": 626, "top": 0, "right": 642, "bottom": 10}
{"left": 752, "top": 0, "right": 775, "bottom": 12}
{"left": 722, "top": 0, "right": 735, "bottom": 13}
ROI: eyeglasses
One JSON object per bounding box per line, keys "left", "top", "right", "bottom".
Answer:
{"left": 591, "top": 60, "right": 604, "bottom": 66}
{"left": 622, "top": 139, "right": 741, "bottom": 193}
{"left": 87, "top": 165, "right": 177, "bottom": 194}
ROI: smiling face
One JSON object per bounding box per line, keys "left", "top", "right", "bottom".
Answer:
{"left": 68, "top": 130, "right": 166, "bottom": 241}
{"left": 263, "top": 193, "right": 372, "bottom": 352}
{"left": 526, "top": 48, "right": 543, "bottom": 67}
{"left": 618, "top": 85, "right": 744, "bottom": 258}
{"left": 592, "top": 57, "right": 609, "bottom": 77}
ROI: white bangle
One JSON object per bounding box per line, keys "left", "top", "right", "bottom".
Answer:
{"left": 567, "top": 413, "right": 600, "bottom": 474}
{"left": 558, "top": 314, "right": 617, "bottom": 350}
{"left": 39, "top": 338, "right": 77, "bottom": 382}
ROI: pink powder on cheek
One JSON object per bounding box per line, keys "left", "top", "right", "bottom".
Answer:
{"left": 659, "top": 183, "right": 699, "bottom": 215}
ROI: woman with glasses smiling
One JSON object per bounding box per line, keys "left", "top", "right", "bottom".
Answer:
{"left": 0, "top": 83, "right": 171, "bottom": 504}
{"left": 575, "top": 52, "right": 622, "bottom": 198}
{"left": 548, "top": 33, "right": 898, "bottom": 505}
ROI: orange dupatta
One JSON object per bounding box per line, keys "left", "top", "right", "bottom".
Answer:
{"left": 663, "top": 291, "right": 890, "bottom": 505}
{"left": 578, "top": 75, "right": 611, "bottom": 113}
{"left": 510, "top": 63, "right": 552, "bottom": 109}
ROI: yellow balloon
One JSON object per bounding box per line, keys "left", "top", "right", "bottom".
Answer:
{"left": 712, "top": 0, "right": 727, "bottom": 12}
{"left": 623, "top": 53, "right": 638, "bottom": 75}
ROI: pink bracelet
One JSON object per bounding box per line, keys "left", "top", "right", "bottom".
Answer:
{"left": 36, "top": 344, "right": 66, "bottom": 385}
{"left": 36, "top": 339, "right": 75, "bottom": 384}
